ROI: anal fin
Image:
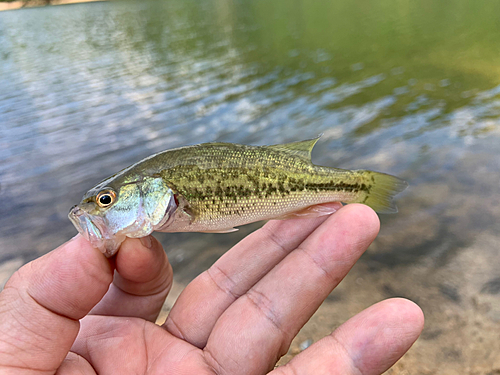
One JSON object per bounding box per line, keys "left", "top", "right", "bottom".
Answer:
{"left": 274, "top": 202, "right": 343, "bottom": 220}
{"left": 200, "top": 228, "right": 239, "bottom": 233}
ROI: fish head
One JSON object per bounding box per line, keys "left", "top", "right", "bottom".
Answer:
{"left": 69, "top": 176, "right": 176, "bottom": 257}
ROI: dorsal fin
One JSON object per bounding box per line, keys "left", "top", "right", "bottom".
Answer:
{"left": 267, "top": 135, "right": 322, "bottom": 161}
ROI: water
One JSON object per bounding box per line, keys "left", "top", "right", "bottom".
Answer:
{"left": 1, "top": 0, "right": 500, "bottom": 371}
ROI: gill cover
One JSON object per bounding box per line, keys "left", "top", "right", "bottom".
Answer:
{"left": 135, "top": 176, "right": 176, "bottom": 233}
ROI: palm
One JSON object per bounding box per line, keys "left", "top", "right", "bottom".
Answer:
{"left": 71, "top": 317, "right": 204, "bottom": 373}
{"left": 0, "top": 204, "right": 423, "bottom": 375}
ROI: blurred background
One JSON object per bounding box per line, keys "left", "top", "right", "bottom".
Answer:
{"left": 1, "top": 0, "right": 500, "bottom": 373}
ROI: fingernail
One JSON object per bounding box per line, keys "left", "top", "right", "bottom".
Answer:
{"left": 140, "top": 235, "right": 153, "bottom": 249}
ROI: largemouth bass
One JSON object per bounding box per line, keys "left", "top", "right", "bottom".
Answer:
{"left": 69, "top": 137, "right": 407, "bottom": 257}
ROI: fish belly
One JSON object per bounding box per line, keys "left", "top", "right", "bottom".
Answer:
{"left": 163, "top": 189, "right": 355, "bottom": 232}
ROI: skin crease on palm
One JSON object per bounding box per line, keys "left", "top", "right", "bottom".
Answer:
{"left": 0, "top": 204, "right": 424, "bottom": 375}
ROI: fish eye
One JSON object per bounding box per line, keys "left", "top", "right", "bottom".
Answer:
{"left": 96, "top": 189, "right": 116, "bottom": 208}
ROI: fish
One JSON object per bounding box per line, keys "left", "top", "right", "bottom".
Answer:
{"left": 69, "top": 136, "right": 408, "bottom": 257}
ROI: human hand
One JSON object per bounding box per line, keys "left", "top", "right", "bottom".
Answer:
{"left": 0, "top": 204, "right": 423, "bottom": 375}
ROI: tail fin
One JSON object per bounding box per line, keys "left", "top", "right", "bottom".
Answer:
{"left": 354, "top": 171, "right": 408, "bottom": 213}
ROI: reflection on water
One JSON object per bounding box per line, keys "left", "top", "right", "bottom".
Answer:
{"left": 1, "top": 0, "right": 500, "bottom": 372}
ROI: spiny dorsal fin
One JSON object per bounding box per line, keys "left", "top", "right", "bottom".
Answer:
{"left": 267, "top": 135, "right": 322, "bottom": 161}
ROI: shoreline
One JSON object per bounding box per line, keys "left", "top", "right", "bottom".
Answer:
{"left": 0, "top": 0, "right": 106, "bottom": 11}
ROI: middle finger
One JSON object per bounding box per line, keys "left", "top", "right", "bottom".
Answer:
{"left": 204, "top": 204, "right": 380, "bottom": 375}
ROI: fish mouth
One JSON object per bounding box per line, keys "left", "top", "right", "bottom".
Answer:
{"left": 68, "top": 205, "right": 106, "bottom": 251}
{"left": 68, "top": 205, "right": 123, "bottom": 257}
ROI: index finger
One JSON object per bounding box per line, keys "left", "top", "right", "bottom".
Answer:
{"left": 0, "top": 235, "right": 112, "bottom": 373}
{"left": 89, "top": 235, "right": 173, "bottom": 322}
{"left": 164, "top": 202, "right": 343, "bottom": 347}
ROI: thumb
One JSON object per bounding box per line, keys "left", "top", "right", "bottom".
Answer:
{"left": 0, "top": 235, "right": 113, "bottom": 373}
